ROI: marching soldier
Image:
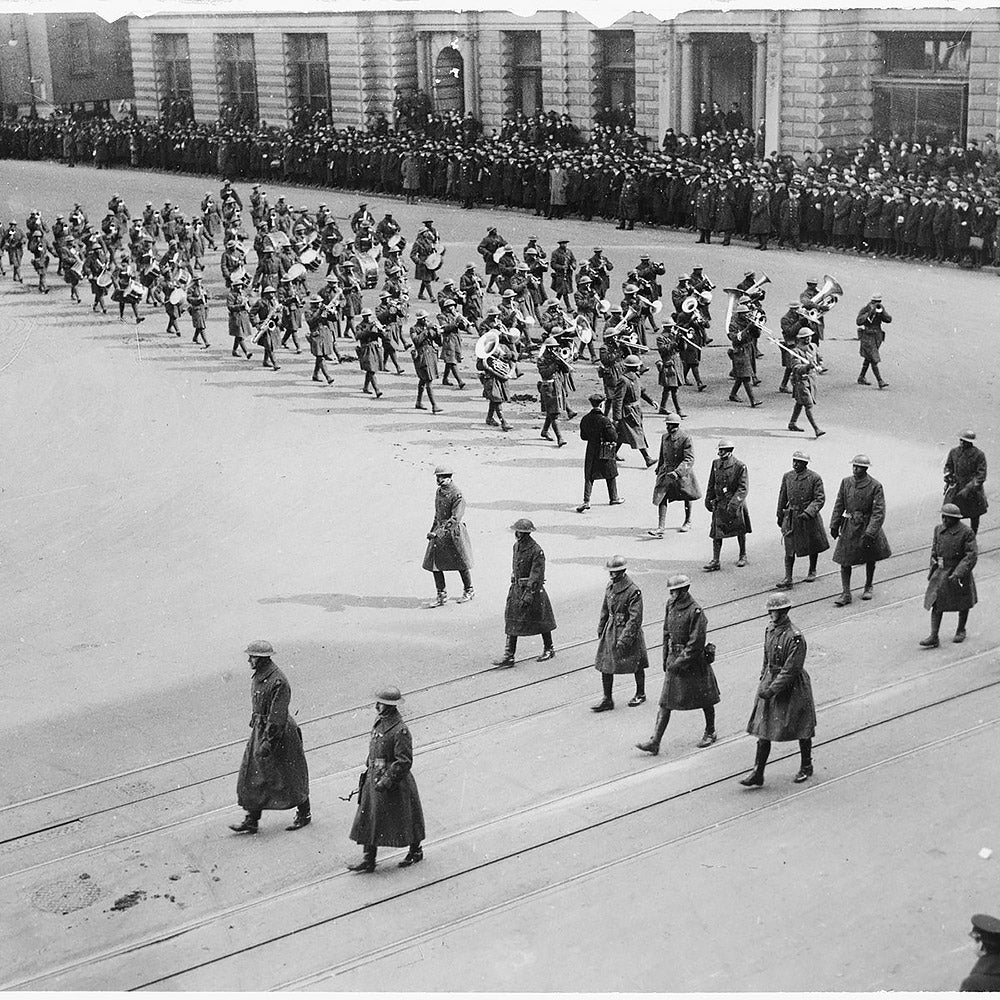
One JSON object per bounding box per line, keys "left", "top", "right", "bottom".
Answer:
{"left": 775, "top": 451, "right": 830, "bottom": 588}
{"left": 537, "top": 337, "right": 570, "bottom": 446}
{"left": 305, "top": 294, "right": 336, "bottom": 385}
{"left": 2, "top": 219, "right": 25, "bottom": 283}
{"left": 549, "top": 239, "right": 576, "bottom": 311}
{"left": 648, "top": 412, "right": 699, "bottom": 536}
{"left": 920, "top": 503, "right": 977, "bottom": 647}
{"left": 227, "top": 274, "right": 254, "bottom": 359}
{"left": 438, "top": 300, "right": 467, "bottom": 388}
{"left": 347, "top": 687, "right": 425, "bottom": 872}
{"left": 492, "top": 519, "right": 558, "bottom": 666}
{"left": 410, "top": 309, "right": 443, "bottom": 414}
{"left": 961, "top": 914, "right": 1000, "bottom": 990}
{"left": 586, "top": 246, "right": 613, "bottom": 298}
{"left": 739, "top": 593, "right": 817, "bottom": 787}
{"left": 478, "top": 331, "right": 514, "bottom": 432}
{"left": 654, "top": 319, "right": 685, "bottom": 416}
{"left": 616, "top": 355, "right": 656, "bottom": 467}
{"left": 636, "top": 574, "right": 719, "bottom": 754}
{"left": 477, "top": 225, "right": 505, "bottom": 294}
{"left": 945, "top": 430, "right": 988, "bottom": 534}
{"left": 187, "top": 275, "right": 209, "bottom": 349}
{"left": 778, "top": 301, "right": 806, "bottom": 393}
{"left": 592, "top": 555, "right": 648, "bottom": 711}
{"left": 787, "top": 329, "right": 826, "bottom": 438}
{"left": 422, "top": 466, "right": 474, "bottom": 606}
{"left": 856, "top": 294, "right": 891, "bottom": 389}
{"left": 356, "top": 308, "right": 385, "bottom": 398}
{"left": 727, "top": 303, "right": 761, "bottom": 407}
{"left": 830, "top": 454, "right": 892, "bottom": 606}
{"left": 349, "top": 201, "right": 374, "bottom": 233}
{"left": 704, "top": 439, "right": 751, "bottom": 571}
{"left": 577, "top": 392, "right": 622, "bottom": 512}
{"left": 411, "top": 221, "right": 441, "bottom": 301}
{"left": 229, "top": 640, "right": 311, "bottom": 834}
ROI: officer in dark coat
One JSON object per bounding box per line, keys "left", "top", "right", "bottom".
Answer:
{"left": 636, "top": 574, "right": 719, "bottom": 755}
{"left": 348, "top": 687, "right": 425, "bottom": 872}
{"left": 577, "top": 392, "right": 621, "bottom": 512}
{"left": 648, "top": 412, "right": 700, "bottom": 535}
{"left": 775, "top": 450, "right": 830, "bottom": 588}
{"left": 230, "top": 640, "right": 310, "bottom": 834}
{"left": 740, "top": 592, "right": 817, "bottom": 787}
{"left": 704, "top": 439, "right": 751, "bottom": 571}
{"left": 856, "top": 294, "right": 891, "bottom": 389}
{"left": 962, "top": 913, "right": 1000, "bottom": 990}
{"left": 422, "top": 465, "right": 474, "bottom": 606}
{"left": 592, "top": 555, "right": 648, "bottom": 711}
{"left": 830, "top": 454, "right": 892, "bottom": 606}
{"left": 920, "top": 503, "right": 978, "bottom": 647}
{"left": 493, "top": 519, "right": 557, "bottom": 666}
{"left": 945, "top": 430, "right": 988, "bottom": 534}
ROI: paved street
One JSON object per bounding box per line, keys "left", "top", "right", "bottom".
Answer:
{"left": 1, "top": 158, "right": 998, "bottom": 990}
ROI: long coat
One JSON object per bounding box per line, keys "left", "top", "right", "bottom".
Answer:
{"left": 504, "top": 535, "right": 557, "bottom": 636}
{"left": 411, "top": 324, "right": 441, "bottom": 382}
{"left": 616, "top": 372, "right": 649, "bottom": 451}
{"left": 349, "top": 710, "right": 425, "bottom": 848}
{"left": 777, "top": 468, "right": 830, "bottom": 557}
{"left": 227, "top": 289, "right": 253, "bottom": 338}
{"left": 580, "top": 408, "right": 619, "bottom": 481}
{"left": 749, "top": 189, "right": 773, "bottom": 235}
{"left": 422, "top": 480, "right": 473, "bottom": 572}
{"left": 924, "top": 519, "right": 978, "bottom": 612}
{"left": 856, "top": 304, "right": 891, "bottom": 363}
{"left": 945, "top": 444, "right": 989, "bottom": 517}
{"left": 652, "top": 430, "right": 701, "bottom": 505}
{"left": 961, "top": 954, "right": 1000, "bottom": 991}
{"left": 595, "top": 573, "right": 649, "bottom": 675}
{"left": 746, "top": 617, "right": 817, "bottom": 741}
{"left": 236, "top": 662, "right": 310, "bottom": 812}
{"left": 830, "top": 474, "right": 892, "bottom": 565}
{"left": 660, "top": 591, "right": 719, "bottom": 710}
{"left": 706, "top": 456, "right": 752, "bottom": 539}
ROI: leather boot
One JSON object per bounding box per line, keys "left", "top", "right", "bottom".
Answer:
{"left": 636, "top": 709, "right": 669, "bottom": 754}
{"left": 229, "top": 815, "right": 259, "bottom": 834}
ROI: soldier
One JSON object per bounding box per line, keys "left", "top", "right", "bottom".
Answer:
{"left": 694, "top": 180, "right": 716, "bottom": 244}
{"left": 775, "top": 451, "right": 830, "bottom": 588}
{"left": 749, "top": 180, "right": 773, "bottom": 251}
{"left": 787, "top": 329, "right": 826, "bottom": 438}
{"left": 704, "top": 439, "right": 751, "bottom": 571}
{"left": 920, "top": 503, "right": 978, "bottom": 647}
{"left": 477, "top": 225, "right": 505, "bottom": 294}
{"left": 187, "top": 275, "right": 209, "bottom": 349}
{"left": 492, "top": 519, "right": 558, "bottom": 666}
{"left": 592, "top": 555, "right": 649, "bottom": 711}
{"left": 537, "top": 337, "right": 571, "bottom": 446}
{"left": 410, "top": 309, "right": 443, "bottom": 414}
{"left": 636, "top": 574, "right": 719, "bottom": 754}
{"left": 648, "top": 411, "right": 699, "bottom": 536}
{"left": 2, "top": 219, "right": 25, "bottom": 283}
{"left": 739, "top": 593, "right": 817, "bottom": 787}
{"left": 226, "top": 273, "right": 254, "bottom": 359}
{"left": 349, "top": 201, "right": 374, "bottom": 233}
{"left": 727, "top": 303, "right": 761, "bottom": 406}
{"left": 654, "top": 319, "right": 685, "bottom": 416}
{"left": 229, "top": 640, "right": 311, "bottom": 834}
{"left": 549, "top": 238, "right": 576, "bottom": 311}
{"left": 347, "top": 687, "right": 425, "bottom": 872}
{"left": 616, "top": 355, "right": 657, "bottom": 467}
{"left": 356, "top": 308, "right": 385, "bottom": 398}
{"left": 411, "top": 220, "right": 441, "bottom": 301}
{"left": 945, "top": 430, "right": 988, "bottom": 534}
{"left": 856, "top": 294, "right": 891, "bottom": 389}
{"left": 577, "top": 392, "right": 622, "bottom": 512}
{"left": 830, "top": 454, "right": 892, "bottom": 606}
{"left": 422, "top": 466, "right": 474, "bottom": 607}
{"left": 961, "top": 914, "right": 1000, "bottom": 990}
{"left": 586, "top": 246, "right": 613, "bottom": 298}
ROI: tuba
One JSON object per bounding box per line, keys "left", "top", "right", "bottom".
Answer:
{"left": 722, "top": 286, "right": 743, "bottom": 333}
{"left": 681, "top": 295, "right": 700, "bottom": 314}
{"left": 742, "top": 272, "right": 771, "bottom": 298}
{"left": 806, "top": 273, "right": 843, "bottom": 311}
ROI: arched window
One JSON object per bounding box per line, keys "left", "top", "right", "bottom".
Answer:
{"left": 434, "top": 46, "right": 465, "bottom": 114}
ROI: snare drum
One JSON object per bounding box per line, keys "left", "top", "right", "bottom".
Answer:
{"left": 299, "top": 247, "right": 320, "bottom": 269}
{"left": 352, "top": 254, "right": 379, "bottom": 289}
{"left": 96, "top": 271, "right": 114, "bottom": 288}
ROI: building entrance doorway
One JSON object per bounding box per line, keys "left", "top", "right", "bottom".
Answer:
{"left": 694, "top": 33, "right": 754, "bottom": 132}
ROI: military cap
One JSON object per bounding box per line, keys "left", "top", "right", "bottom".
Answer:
{"left": 422, "top": 219, "right": 434, "bottom": 226}
{"left": 736, "top": 304, "right": 750, "bottom": 314}
{"left": 972, "top": 914, "right": 1000, "bottom": 941}
{"left": 960, "top": 429, "right": 977, "bottom": 442}
{"left": 374, "top": 686, "right": 404, "bottom": 705}
{"left": 485, "top": 306, "right": 500, "bottom": 317}
{"left": 578, "top": 275, "right": 593, "bottom": 284}
{"left": 557, "top": 239, "right": 569, "bottom": 244}
{"left": 623, "top": 354, "right": 641, "bottom": 368}
{"left": 501, "top": 289, "right": 516, "bottom": 298}
{"left": 309, "top": 294, "right": 322, "bottom": 303}
{"left": 434, "top": 465, "right": 453, "bottom": 477}
{"left": 262, "top": 285, "right": 277, "bottom": 294}
{"left": 588, "top": 392, "right": 605, "bottom": 406}
{"left": 765, "top": 592, "right": 793, "bottom": 611}
{"left": 851, "top": 454, "right": 872, "bottom": 468}
{"left": 605, "top": 554, "right": 628, "bottom": 571}
{"left": 245, "top": 640, "right": 274, "bottom": 656}
{"left": 510, "top": 518, "right": 536, "bottom": 532}
{"left": 592, "top": 246, "right": 602, "bottom": 252}
{"left": 870, "top": 294, "right": 882, "bottom": 302}
{"left": 792, "top": 450, "right": 810, "bottom": 463}
{"left": 623, "top": 283, "right": 639, "bottom": 294}
{"left": 718, "top": 439, "right": 736, "bottom": 451}
{"left": 941, "top": 503, "right": 964, "bottom": 518}
{"left": 640, "top": 253, "right": 651, "bottom": 259}
{"left": 465, "top": 262, "right": 476, "bottom": 269}
{"left": 691, "top": 265, "right": 704, "bottom": 272}
{"left": 796, "top": 329, "right": 813, "bottom": 340}
{"left": 360, "top": 308, "right": 374, "bottom": 318}
{"left": 805, "top": 277, "right": 818, "bottom": 286}
{"left": 663, "top": 412, "right": 682, "bottom": 425}
{"left": 667, "top": 574, "right": 691, "bottom": 591}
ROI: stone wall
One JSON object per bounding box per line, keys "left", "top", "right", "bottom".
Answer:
{"left": 967, "top": 17, "right": 1000, "bottom": 140}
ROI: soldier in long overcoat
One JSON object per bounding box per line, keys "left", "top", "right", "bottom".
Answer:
{"left": 704, "top": 440, "right": 751, "bottom": 570}
{"left": 856, "top": 295, "right": 891, "bottom": 389}
{"left": 592, "top": 555, "right": 648, "bottom": 711}
{"left": 186, "top": 275, "right": 209, "bottom": 349}
{"left": 649, "top": 412, "right": 700, "bottom": 536}
{"left": 615, "top": 356, "right": 656, "bottom": 467}
{"left": 749, "top": 183, "right": 773, "bottom": 250}
{"left": 830, "top": 454, "right": 892, "bottom": 606}
{"left": 230, "top": 640, "right": 310, "bottom": 834}
{"left": 920, "top": 503, "right": 978, "bottom": 648}
{"left": 410, "top": 310, "right": 442, "bottom": 413}
{"left": 422, "top": 466, "right": 474, "bottom": 606}
{"left": 739, "top": 593, "right": 816, "bottom": 787}
{"left": 636, "top": 575, "right": 719, "bottom": 755}
{"left": 493, "top": 520, "right": 557, "bottom": 666}
{"left": 945, "top": 430, "right": 988, "bottom": 534}
{"left": 775, "top": 450, "right": 830, "bottom": 588}
{"left": 348, "top": 687, "right": 425, "bottom": 872}
{"left": 577, "top": 393, "right": 621, "bottom": 511}
{"left": 226, "top": 277, "right": 254, "bottom": 359}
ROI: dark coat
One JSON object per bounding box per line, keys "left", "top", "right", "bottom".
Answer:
{"left": 652, "top": 430, "right": 701, "bottom": 505}
{"left": 422, "top": 480, "right": 473, "bottom": 572}
{"left": 616, "top": 372, "right": 650, "bottom": 451}
{"left": 749, "top": 189, "right": 772, "bottom": 235}
{"left": 504, "top": 535, "right": 557, "bottom": 636}
{"left": 349, "top": 710, "right": 425, "bottom": 847}
{"left": 659, "top": 592, "right": 719, "bottom": 710}
{"left": 961, "top": 954, "right": 1000, "bottom": 991}
{"left": 945, "top": 444, "right": 989, "bottom": 517}
{"left": 924, "top": 519, "right": 978, "bottom": 612}
{"left": 856, "top": 303, "right": 891, "bottom": 363}
{"left": 236, "top": 662, "right": 310, "bottom": 812}
{"left": 706, "top": 456, "right": 751, "bottom": 538}
{"left": 777, "top": 468, "right": 830, "bottom": 557}
{"left": 830, "top": 474, "right": 892, "bottom": 565}
{"left": 595, "top": 573, "right": 649, "bottom": 675}
{"left": 580, "top": 408, "right": 619, "bottom": 481}
{"left": 746, "top": 616, "right": 817, "bottom": 741}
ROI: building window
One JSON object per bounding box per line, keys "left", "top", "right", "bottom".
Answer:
{"left": 507, "top": 31, "right": 542, "bottom": 115}
{"left": 598, "top": 30, "right": 635, "bottom": 113}
{"left": 217, "top": 33, "right": 258, "bottom": 120}
{"left": 67, "top": 20, "right": 94, "bottom": 77}
{"left": 287, "top": 33, "right": 329, "bottom": 117}
{"left": 154, "top": 34, "right": 192, "bottom": 100}
{"left": 882, "top": 32, "right": 970, "bottom": 77}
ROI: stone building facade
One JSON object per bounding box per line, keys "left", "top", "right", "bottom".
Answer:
{"left": 127, "top": 7, "right": 996, "bottom": 152}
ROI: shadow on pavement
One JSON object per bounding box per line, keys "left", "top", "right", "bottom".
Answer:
{"left": 259, "top": 592, "right": 428, "bottom": 613}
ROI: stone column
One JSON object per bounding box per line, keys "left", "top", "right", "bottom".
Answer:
{"left": 751, "top": 32, "right": 767, "bottom": 130}
{"left": 657, "top": 27, "right": 674, "bottom": 138}
{"left": 677, "top": 33, "right": 694, "bottom": 134}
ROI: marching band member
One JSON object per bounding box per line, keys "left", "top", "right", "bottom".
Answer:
{"left": 278, "top": 276, "right": 304, "bottom": 354}
{"left": 187, "top": 275, "right": 209, "bottom": 349}
{"left": 305, "top": 294, "right": 336, "bottom": 385}
{"left": 478, "top": 329, "right": 513, "bottom": 432}
{"left": 787, "top": 329, "right": 825, "bottom": 438}
{"left": 376, "top": 291, "right": 408, "bottom": 376}
{"left": 655, "top": 318, "right": 685, "bottom": 417}
{"left": 549, "top": 238, "right": 576, "bottom": 312}
{"left": 62, "top": 239, "right": 83, "bottom": 304}
{"left": 459, "top": 263, "right": 484, "bottom": 323}
{"left": 537, "top": 337, "right": 571, "bottom": 447}
{"left": 856, "top": 294, "right": 891, "bottom": 389}
{"left": 226, "top": 273, "right": 254, "bottom": 360}
{"left": 411, "top": 221, "right": 441, "bottom": 301}
{"left": 727, "top": 303, "right": 761, "bottom": 407}
{"left": 439, "top": 299, "right": 468, "bottom": 389}
{"left": 410, "top": 309, "right": 443, "bottom": 414}
{"left": 616, "top": 354, "right": 656, "bottom": 468}
{"left": 111, "top": 264, "right": 144, "bottom": 324}
{"left": 356, "top": 307, "right": 385, "bottom": 397}
{"left": 477, "top": 225, "right": 505, "bottom": 294}
{"left": 83, "top": 236, "right": 109, "bottom": 313}
{"left": 250, "top": 285, "right": 281, "bottom": 371}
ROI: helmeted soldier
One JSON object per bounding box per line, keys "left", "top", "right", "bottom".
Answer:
{"left": 830, "top": 454, "right": 892, "bottom": 606}
{"left": 422, "top": 466, "right": 474, "bottom": 607}
{"left": 592, "top": 555, "right": 649, "bottom": 711}
{"left": 945, "top": 429, "right": 988, "bottom": 534}
{"left": 648, "top": 412, "right": 700, "bottom": 536}
{"left": 636, "top": 575, "right": 719, "bottom": 755}
{"left": 787, "top": 328, "right": 825, "bottom": 438}
{"left": 704, "top": 439, "right": 751, "bottom": 571}
{"left": 856, "top": 294, "right": 891, "bottom": 389}
{"left": 492, "top": 519, "right": 557, "bottom": 666}
{"left": 920, "top": 503, "right": 978, "bottom": 648}
{"left": 739, "top": 593, "right": 817, "bottom": 787}
{"left": 775, "top": 451, "right": 830, "bottom": 589}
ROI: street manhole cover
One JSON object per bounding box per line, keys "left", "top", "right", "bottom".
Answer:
{"left": 31, "top": 874, "right": 102, "bottom": 915}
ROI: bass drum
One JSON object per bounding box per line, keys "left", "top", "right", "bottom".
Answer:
{"left": 351, "top": 254, "right": 380, "bottom": 289}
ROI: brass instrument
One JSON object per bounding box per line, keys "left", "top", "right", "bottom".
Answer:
{"left": 722, "top": 286, "right": 743, "bottom": 333}
{"left": 484, "top": 355, "right": 511, "bottom": 380}
{"left": 681, "top": 295, "right": 700, "bottom": 314}
{"left": 742, "top": 273, "right": 771, "bottom": 298}
{"left": 804, "top": 273, "right": 843, "bottom": 311}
